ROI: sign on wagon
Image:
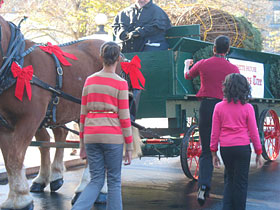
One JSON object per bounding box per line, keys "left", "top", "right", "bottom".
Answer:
{"left": 229, "top": 58, "right": 264, "bottom": 98}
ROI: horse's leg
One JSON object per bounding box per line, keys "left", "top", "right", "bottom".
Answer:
{"left": 71, "top": 161, "right": 108, "bottom": 205}
{"left": 96, "top": 175, "right": 108, "bottom": 204}
{"left": 49, "top": 127, "right": 68, "bottom": 192}
{"left": 30, "top": 128, "right": 51, "bottom": 192}
{"left": 71, "top": 163, "right": 90, "bottom": 205}
{"left": 0, "top": 122, "right": 36, "bottom": 209}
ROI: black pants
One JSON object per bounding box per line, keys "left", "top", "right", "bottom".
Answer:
{"left": 198, "top": 98, "right": 221, "bottom": 189}
{"left": 221, "top": 145, "right": 251, "bottom": 210}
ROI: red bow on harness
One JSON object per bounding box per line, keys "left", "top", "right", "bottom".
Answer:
{"left": 121, "top": 55, "right": 145, "bottom": 90}
{"left": 11, "top": 62, "right": 33, "bottom": 101}
{"left": 39, "top": 42, "right": 78, "bottom": 66}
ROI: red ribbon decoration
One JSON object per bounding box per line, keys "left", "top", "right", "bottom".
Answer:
{"left": 11, "top": 62, "right": 33, "bottom": 101}
{"left": 39, "top": 42, "right": 78, "bottom": 66}
{"left": 120, "top": 55, "right": 145, "bottom": 90}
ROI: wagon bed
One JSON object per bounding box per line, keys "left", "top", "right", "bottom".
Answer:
{"left": 123, "top": 25, "right": 280, "bottom": 179}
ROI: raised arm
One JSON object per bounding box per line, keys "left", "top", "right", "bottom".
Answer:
{"left": 184, "top": 59, "right": 201, "bottom": 80}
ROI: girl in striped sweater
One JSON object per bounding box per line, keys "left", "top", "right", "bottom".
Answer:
{"left": 72, "top": 41, "right": 133, "bottom": 210}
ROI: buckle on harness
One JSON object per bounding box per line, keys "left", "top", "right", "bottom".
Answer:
{"left": 57, "top": 67, "right": 63, "bottom": 76}
{"left": 53, "top": 96, "right": 60, "bottom": 105}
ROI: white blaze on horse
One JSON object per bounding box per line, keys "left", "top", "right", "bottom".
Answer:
{"left": 0, "top": 15, "right": 141, "bottom": 210}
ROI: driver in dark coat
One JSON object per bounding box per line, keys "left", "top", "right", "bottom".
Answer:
{"left": 112, "top": 0, "right": 171, "bottom": 53}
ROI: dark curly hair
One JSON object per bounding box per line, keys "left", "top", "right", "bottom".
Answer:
{"left": 100, "top": 41, "right": 121, "bottom": 66}
{"left": 223, "top": 73, "right": 251, "bottom": 104}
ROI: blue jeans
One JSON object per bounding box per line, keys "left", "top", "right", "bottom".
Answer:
{"left": 72, "top": 143, "right": 123, "bottom": 210}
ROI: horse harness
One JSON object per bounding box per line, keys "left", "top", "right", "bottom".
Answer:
{"left": 0, "top": 19, "right": 83, "bottom": 129}
{"left": 0, "top": 18, "right": 139, "bottom": 132}
{"left": 27, "top": 42, "right": 82, "bottom": 128}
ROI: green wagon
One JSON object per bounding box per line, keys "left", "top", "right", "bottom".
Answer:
{"left": 124, "top": 25, "right": 280, "bottom": 180}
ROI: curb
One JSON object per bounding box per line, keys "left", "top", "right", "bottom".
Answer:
{"left": 0, "top": 158, "right": 86, "bottom": 182}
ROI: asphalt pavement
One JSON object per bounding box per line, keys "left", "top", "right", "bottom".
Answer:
{"left": 0, "top": 153, "right": 279, "bottom": 210}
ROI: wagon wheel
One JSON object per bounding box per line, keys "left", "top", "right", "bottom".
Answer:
{"left": 180, "top": 124, "right": 201, "bottom": 180}
{"left": 259, "top": 109, "right": 280, "bottom": 161}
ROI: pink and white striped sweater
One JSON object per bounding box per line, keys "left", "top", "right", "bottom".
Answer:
{"left": 80, "top": 71, "right": 133, "bottom": 150}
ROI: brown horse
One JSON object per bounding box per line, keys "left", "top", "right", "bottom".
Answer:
{"left": 0, "top": 15, "right": 126, "bottom": 210}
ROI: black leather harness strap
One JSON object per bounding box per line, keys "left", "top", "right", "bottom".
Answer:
{"left": 0, "top": 25, "right": 4, "bottom": 59}
{"left": 0, "top": 114, "right": 13, "bottom": 130}
{"left": 57, "top": 125, "right": 79, "bottom": 135}
{"left": 31, "top": 76, "right": 81, "bottom": 104}
{"left": 0, "top": 22, "right": 25, "bottom": 95}
{"left": 0, "top": 21, "right": 26, "bottom": 130}
{"left": 48, "top": 53, "right": 63, "bottom": 123}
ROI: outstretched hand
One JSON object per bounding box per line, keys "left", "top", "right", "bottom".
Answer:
{"left": 124, "top": 150, "right": 132, "bottom": 166}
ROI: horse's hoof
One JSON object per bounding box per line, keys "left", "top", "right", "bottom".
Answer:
{"left": 30, "top": 182, "right": 46, "bottom": 192}
{"left": 50, "top": 178, "right": 64, "bottom": 192}
{"left": 71, "top": 192, "right": 81, "bottom": 205}
{"left": 1, "top": 201, "right": 34, "bottom": 210}
{"left": 95, "top": 192, "right": 107, "bottom": 204}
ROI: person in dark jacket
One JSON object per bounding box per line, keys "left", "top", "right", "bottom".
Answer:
{"left": 112, "top": 0, "right": 171, "bottom": 122}
{"left": 112, "top": 0, "right": 171, "bottom": 53}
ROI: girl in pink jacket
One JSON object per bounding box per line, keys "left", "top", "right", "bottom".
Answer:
{"left": 210, "top": 73, "right": 263, "bottom": 210}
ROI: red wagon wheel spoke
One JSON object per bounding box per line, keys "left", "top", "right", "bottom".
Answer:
{"left": 259, "top": 109, "right": 280, "bottom": 161}
{"left": 192, "top": 156, "right": 199, "bottom": 179}
{"left": 180, "top": 124, "right": 201, "bottom": 180}
{"left": 187, "top": 155, "right": 199, "bottom": 179}
{"left": 188, "top": 157, "right": 194, "bottom": 169}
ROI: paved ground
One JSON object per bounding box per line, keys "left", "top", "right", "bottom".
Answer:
{"left": 0, "top": 153, "right": 279, "bottom": 210}
{"left": 0, "top": 147, "right": 79, "bottom": 175}
{"left": 0, "top": 121, "right": 279, "bottom": 210}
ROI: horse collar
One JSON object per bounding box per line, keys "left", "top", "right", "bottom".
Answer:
{"left": 0, "top": 22, "right": 25, "bottom": 95}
